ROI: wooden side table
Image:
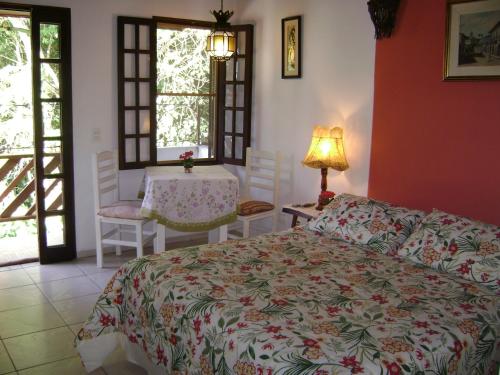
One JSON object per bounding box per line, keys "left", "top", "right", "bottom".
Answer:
{"left": 282, "top": 204, "right": 322, "bottom": 227}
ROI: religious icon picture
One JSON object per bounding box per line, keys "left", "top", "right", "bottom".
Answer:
{"left": 282, "top": 15, "right": 302, "bottom": 79}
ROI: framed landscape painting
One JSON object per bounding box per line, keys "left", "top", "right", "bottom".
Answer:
{"left": 282, "top": 15, "right": 302, "bottom": 79}
{"left": 444, "top": 0, "right": 500, "bottom": 80}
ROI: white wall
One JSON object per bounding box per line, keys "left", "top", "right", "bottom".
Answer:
{"left": 6, "top": 0, "right": 242, "bottom": 252}
{"left": 236, "top": 0, "right": 376, "bottom": 214}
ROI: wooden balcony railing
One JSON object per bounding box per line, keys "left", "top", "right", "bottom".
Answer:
{"left": 0, "top": 153, "right": 61, "bottom": 222}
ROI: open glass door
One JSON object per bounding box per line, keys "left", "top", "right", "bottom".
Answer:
{"left": 31, "top": 6, "right": 75, "bottom": 263}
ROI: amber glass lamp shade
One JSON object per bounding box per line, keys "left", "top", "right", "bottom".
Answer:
{"left": 206, "top": 30, "right": 236, "bottom": 61}
{"left": 302, "top": 126, "right": 349, "bottom": 210}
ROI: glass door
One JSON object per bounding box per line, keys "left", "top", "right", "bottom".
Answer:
{"left": 31, "top": 6, "right": 75, "bottom": 263}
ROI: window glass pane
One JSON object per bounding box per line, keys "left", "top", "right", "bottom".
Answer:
{"left": 40, "top": 23, "right": 60, "bottom": 59}
{"left": 139, "top": 110, "right": 150, "bottom": 133}
{"left": 236, "top": 111, "right": 244, "bottom": 134}
{"left": 125, "top": 110, "right": 135, "bottom": 134}
{"left": 43, "top": 153, "right": 62, "bottom": 175}
{"left": 125, "top": 139, "right": 136, "bottom": 163}
{"left": 224, "top": 136, "right": 232, "bottom": 158}
{"left": 139, "top": 25, "right": 149, "bottom": 50}
{"left": 226, "top": 59, "right": 234, "bottom": 81}
{"left": 139, "top": 82, "right": 149, "bottom": 106}
{"left": 225, "top": 110, "right": 233, "bottom": 133}
{"left": 237, "top": 32, "right": 246, "bottom": 55}
{"left": 236, "top": 84, "right": 244, "bottom": 107}
{"left": 139, "top": 54, "right": 149, "bottom": 78}
{"left": 156, "top": 95, "right": 216, "bottom": 161}
{"left": 44, "top": 178, "right": 64, "bottom": 212}
{"left": 225, "top": 85, "right": 234, "bottom": 107}
{"left": 235, "top": 137, "right": 243, "bottom": 160}
{"left": 140, "top": 137, "right": 150, "bottom": 162}
{"left": 124, "top": 53, "right": 135, "bottom": 78}
{"left": 41, "top": 63, "right": 60, "bottom": 99}
{"left": 45, "top": 215, "right": 65, "bottom": 246}
{"left": 236, "top": 58, "right": 245, "bottom": 81}
{"left": 124, "top": 24, "right": 135, "bottom": 49}
{"left": 124, "top": 82, "right": 135, "bottom": 106}
{"left": 42, "top": 102, "right": 61, "bottom": 137}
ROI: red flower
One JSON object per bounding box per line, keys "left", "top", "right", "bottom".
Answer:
{"left": 340, "top": 356, "right": 359, "bottom": 367}
{"left": 414, "top": 321, "right": 429, "bottom": 329}
{"left": 448, "top": 243, "right": 458, "bottom": 255}
{"left": 185, "top": 275, "right": 198, "bottom": 281}
{"left": 193, "top": 317, "right": 202, "bottom": 335}
{"left": 99, "top": 314, "right": 114, "bottom": 327}
{"left": 338, "top": 218, "right": 348, "bottom": 227}
{"left": 481, "top": 273, "right": 490, "bottom": 282}
{"left": 204, "top": 313, "right": 211, "bottom": 324}
{"left": 128, "top": 334, "right": 138, "bottom": 343}
{"left": 156, "top": 345, "right": 164, "bottom": 363}
{"left": 169, "top": 335, "right": 177, "bottom": 346}
{"left": 113, "top": 294, "right": 124, "bottom": 305}
{"left": 458, "top": 263, "right": 471, "bottom": 275}
{"left": 262, "top": 343, "right": 274, "bottom": 350}
{"left": 265, "top": 325, "right": 281, "bottom": 334}
{"left": 327, "top": 306, "right": 341, "bottom": 316}
{"left": 386, "top": 362, "right": 401, "bottom": 375}
{"left": 303, "top": 338, "right": 319, "bottom": 348}
{"left": 229, "top": 340, "right": 235, "bottom": 351}
{"left": 394, "top": 222, "right": 403, "bottom": 232}
{"left": 170, "top": 256, "right": 182, "bottom": 264}
{"left": 271, "top": 298, "right": 288, "bottom": 306}
{"left": 133, "top": 276, "right": 140, "bottom": 289}
{"left": 371, "top": 294, "right": 388, "bottom": 304}
{"left": 239, "top": 296, "right": 254, "bottom": 306}
{"left": 237, "top": 322, "right": 248, "bottom": 328}
{"left": 452, "top": 340, "right": 463, "bottom": 358}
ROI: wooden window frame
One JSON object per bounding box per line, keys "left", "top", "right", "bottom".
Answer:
{"left": 117, "top": 16, "right": 253, "bottom": 170}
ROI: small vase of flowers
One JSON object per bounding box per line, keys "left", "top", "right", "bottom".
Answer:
{"left": 179, "top": 151, "right": 194, "bottom": 173}
{"left": 317, "top": 190, "right": 335, "bottom": 210}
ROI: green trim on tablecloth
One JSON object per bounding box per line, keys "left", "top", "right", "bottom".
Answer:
{"left": 140, "top": 208, "right": 237, "bottom": 232}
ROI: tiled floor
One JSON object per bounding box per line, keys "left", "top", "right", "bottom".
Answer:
{"left": 0, "top": 251, "right": 150, "bottom": 375}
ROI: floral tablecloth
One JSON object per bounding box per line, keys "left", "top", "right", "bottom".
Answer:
{"left": 76, "top": 227, "right": 499, "bottom": 374}
{"left": 139, "top": 165, "right": 239, "bottom": 232}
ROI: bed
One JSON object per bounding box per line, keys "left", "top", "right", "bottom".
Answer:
{"left": 76, "top": 194, "right": 500, "bottom": 375}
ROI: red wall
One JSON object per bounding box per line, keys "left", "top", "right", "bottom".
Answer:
{"left": 368, "top": 0, "right": 500, "bottom": 226}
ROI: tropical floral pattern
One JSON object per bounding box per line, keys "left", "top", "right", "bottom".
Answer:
{"left": 397, "top": 210, "right": 500, "bottom": 294}
{"left": 308, "top": 194, "right": 425, "bottom": 254}
{"left": 76, "top": 226, "right": 500, "bottom": 374}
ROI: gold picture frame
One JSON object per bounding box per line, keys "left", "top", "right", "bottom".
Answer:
{"left": 282, "top": 15, "right": 302, "bottom": 79}
{"left": 444, "top": 0, "right": 500, "bottom": 80}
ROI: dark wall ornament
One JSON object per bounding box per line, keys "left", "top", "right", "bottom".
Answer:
{"left": 367, "top": 0, "right": 401, "bottom": 39}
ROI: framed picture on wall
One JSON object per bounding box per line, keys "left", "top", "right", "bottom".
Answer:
{"left": 444, "top": 0, "right": 500, "bottom": 80}
{"left": 282, "top": 15, "right": 302, "bottom": 79}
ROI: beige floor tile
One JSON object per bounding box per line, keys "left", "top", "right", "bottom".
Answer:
{"left": 37, "top": 276, "right": 100, "bottom": 302}
{"left": 0, "top": 285, "right": 48, "bottom": 312}
{"left": 52, "top": 294, "right": 100, "bottom": 325}
{"left": 87, "top": 270, "right": 116, "bottom": 289}
{"left": 0, "top": 341, "right": 14, "bottom": 375}
{"left": 17, "top": 356, "right": 105, "bottom": 375}
{"left": 69, "top": 323, "right": 83, "bottom": 336}
{"left": 25, "top": 264, "right": 84, "bottom": 283}
{"left": 0, "top": 269, "right": 33, "bottom": 290}
{"left": 3, "top": 327, "right": 76, "bottom": 370}
{"left": 0, "top": 304, "right": 64, "bottom": 339}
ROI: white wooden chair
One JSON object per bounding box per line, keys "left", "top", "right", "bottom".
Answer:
{"left": 92, "top": 151, "right": 156, "bottom": 268}
{"left": 231, "top": 148, "right": 282, "bottom": 239}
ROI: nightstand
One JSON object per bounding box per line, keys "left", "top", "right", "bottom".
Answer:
{"left": 282, "top": 204, "right": 322, "bottom": 227}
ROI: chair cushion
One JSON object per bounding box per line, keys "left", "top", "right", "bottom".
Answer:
{"left": 397, "top": 209, "right": 500, "bottom": 294}
{"left": 238, "top": 200, "right": 275, "bottom": 216}
{"left": 308, "top": 194, "right": 426, "bottom": 255}
{"left": 98, "top": 200, "right": 143, "bottom": 220}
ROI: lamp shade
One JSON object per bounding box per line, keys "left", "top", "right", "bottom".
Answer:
{"left": 206, "top": 30, "right": 236, "bottom": 61}
{"left": 302, "top": 126, "right": 349, "bottom": 171}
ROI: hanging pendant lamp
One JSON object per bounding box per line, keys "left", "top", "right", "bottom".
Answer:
{"left": 206, "top": 0, "right": 236, "bottom": 61}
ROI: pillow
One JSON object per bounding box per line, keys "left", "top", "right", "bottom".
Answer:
{"left": 238, "top": 200, "right": 274, "bottom": 216}
{"left": 307, "top": 194, "right": 425, "bottom": 254}
{"left": 98, "top": 200, "right": 143, "bottom": 220}
{"left": 397, "top": 210, "right": 500, "bottom": 294}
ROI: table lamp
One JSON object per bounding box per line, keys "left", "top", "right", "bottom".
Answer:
{"left": 302, "top": 126, "right": 349, "bottom": 210}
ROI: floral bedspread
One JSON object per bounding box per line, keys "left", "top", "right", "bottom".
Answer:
{"left": 76, "top": 227, "right": 500, "bottom": 374}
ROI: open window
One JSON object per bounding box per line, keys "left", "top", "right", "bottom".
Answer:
{"left": 117, "top": 16, "right": 253, "bottom": 170}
